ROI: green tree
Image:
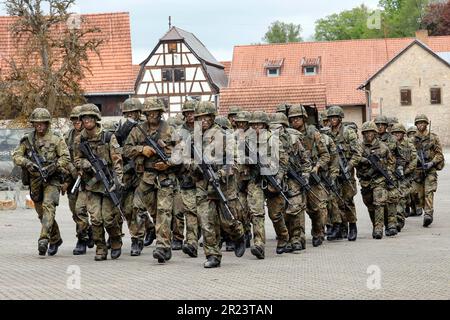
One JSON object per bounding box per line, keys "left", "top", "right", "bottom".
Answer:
{"left": 0, "top": 0, "right": 104, "bottom": 119}
{"left": 262, "top": 21, "right": 303, "bottom": 43}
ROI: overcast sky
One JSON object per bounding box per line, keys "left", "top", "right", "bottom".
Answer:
{"left": 0, "top": 0, "right": 381, "bottom": 64}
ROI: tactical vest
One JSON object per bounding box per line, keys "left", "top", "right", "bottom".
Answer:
{"left": 80, "top": 130, "right": 114, "bottom": 166}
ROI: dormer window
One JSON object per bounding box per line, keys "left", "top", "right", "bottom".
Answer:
{"left": 301, "top": 56, "right": 321, "bottom": 76}
{"left": 168, "top": 42, "right": 177, "bottom": 53}
{"left": 264, "top": 58, "right": 284, "bottom": 77}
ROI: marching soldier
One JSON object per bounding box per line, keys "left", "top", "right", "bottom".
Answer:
{"left": 326, "top": 106, "right": 362, "bottom": 241}
{"left": 64, "top": 105, "right": 93, "bottom": 255}
{"left": 123, "top": 97, "right": 179, "bottom": 263}
{"left": 412, "top": 114, "right": 445, "bottom": 227}
{"left": 227, "top": 106, "right": 242, "bottom": 130}
{"left": 356, "top": 121, "right": 396, "bottom": 239}
{"left": 13, "top": 108, "right": 70, "bottom": 256}
{"left": 74, "top": 104, "right": 124, "bottom": 261}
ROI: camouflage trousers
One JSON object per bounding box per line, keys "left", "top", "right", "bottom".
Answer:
{"left": 266, "top": 191, "right": 289, "bottom": 247}
{"left": 34, "top": 184, "right": 61, "bottom": 244}
{"left": 285, "top": 179, "right": 306, "bottom": 247}
{"left": 306, "top": 183, "right": 328, "bottom": 239}
{"left": 172, "top": 189, "right": 185, "bottom": 242}
{"left": 180, "top": 187, "right": 198, "bottom": 249}
{"left": 121, "top": 188, "right": 147, "bottom": 240}
{"left": 68, "top": 189, "right": 90, "bottom": 241}
{"left": 238, "top": 189, "right": 251, "bottom": 234}
{"left": 337, "top": 176, "right": 358, "bottom": 224}
{"left": 134, "top": 178, "right": 176, "bottom": 250}
{"left": 196, "top": 187, "right": 244, "bottom": 260}
{"left": 83, "top": 191, "right": 122, "bottom": 255}
{"left": 396, "top": 179, "right": 412, "bottom": 226}
{"left": 327, "top": 194, "right": 343, "bottom": 225}
{"left": 414, "top": 171, "right": 438, "bottom": 217}
{"left": 247, "top": 181, "right": 265, "bottom": 249}
{"left": 361, "top": 186, "right": 388, "bottom": 233}
{"left": 386, "top": 186, "right": 400, "bottom": 229}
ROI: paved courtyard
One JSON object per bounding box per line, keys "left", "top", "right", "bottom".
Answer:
{"left": 0, "top": 155, "right": 449, "bottom": 300}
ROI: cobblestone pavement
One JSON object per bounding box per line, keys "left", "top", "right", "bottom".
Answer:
{"left": 0, "top": 157, "right": 449, "bottom": 300}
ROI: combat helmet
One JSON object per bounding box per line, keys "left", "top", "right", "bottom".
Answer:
{"left": 182, "top": 100, "right": 197, "bottom": 113}
{"left": 102, "top": 120, "right": 119, "bottom": 132}
{"left": 79, "top": 104, "right": 101, "bottom": 121}
{"left": 361, "top": 121, "right": 378, "bottom": 133}
{"left": 214, "top": 116, "right": 232, "bottom": 130}
{"left": 194, "top": 101, "right": 217, "bottom": 118}
{"left": 374, "top": 115, "right": 388, "bottom": 125}
{"left": 276, "top": 103, "right": 292, "bottom": 114}
{"left": 228, "top": 106, "right": 242, "bottom": 116}
{"left": 143, "top": 97, "right": 166, "bottom": 113}
{"left": 122, "top": 98, "right": 143, "bottom": 113}
{"left": 391, "top": 123, "right": 406, "bottom": 134}
{"left": 235, "top": 111, "right": 251, "bottom": 123}
{"left": 327, "top": 106, "right": 344, "bottom": 118}
{"left": 271, "top": 112, "right": 289, "bottom": 126}
{"left": 407, "top": 125, "right": 417, "bottom": 134}
{"left": 288, "top": 104, "right": 308, "bottom": 118}
{"left": 414, "top": 114, "right": 430, "bottom": 124}
{"left": 70, "top": 105, "right": 83, "bottom": 119}
{"left": 249, "top": 111, "right": 269, "bottom": 125}
{"left": 29, "top": 108, "right": 51, "bottom": 123}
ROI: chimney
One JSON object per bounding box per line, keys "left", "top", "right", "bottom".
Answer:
{"left": 415, "top": 29, "right": 429, "bottom": 45}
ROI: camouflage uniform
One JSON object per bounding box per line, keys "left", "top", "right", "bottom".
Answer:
{"left": 412, "top": 114, "right": 445, "bottom": 227}
{"left": 356, "top": 121, "right": 396, "bottom": 239}
{"left": 288, "top": 105, "right": 329, "bottom": 247}
{"left": 74, "top": 104, "right": 124, "bottom": 261}
{"left": 13, "top": 108, "right": 70, "bottom": 256}
{"left": 64, "top": 105, "right": 92, "bottom": 255}
{"left": 391, "top": 124, "right": 417, "bottom": 231}
{"left": 327, "top": 106, "right": 362, "bottom": 240}
{"left": 193, "top": 102, "right": 246, "bottom": 268}
{"left": 406, "top": 125, "right": 418, "bottom": 216}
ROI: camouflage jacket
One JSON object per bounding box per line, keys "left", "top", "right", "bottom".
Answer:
{"left": 123, "top": 120, "right": 177, "bottom": 185}
{"left": 394, "top": 138, "right": 417, "bottom": 177}
{"left": 328, "top": 123, "right": 362, "bottom": 169}
{"left": 13, "top": 129, "right": 70, "bottom": 186}
{"left": 74, "top": 125, "right": 123, "bottom": 194}
{"left": 413, "top": 130, "right": 444, "bottom": 173}
{"left": 299, "top": 124, "right": 330, "bottom": 170}
{"left": 321, "top": 131, "right": 339, "bottom": 180}
{"left": 63, "top": 128, "right": 81, "bottom": 180}
{"left": 356, "top": 138, "right": 395, "bottom": 188}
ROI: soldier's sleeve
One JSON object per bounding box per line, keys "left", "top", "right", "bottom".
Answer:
{"left": 298, "top": 141, "right": 312, "bottom": 176}
{"left": 346, "top": 128, "right": 362, "bottom": 168}
{"left": 276, "top": 136, "right": 289, "bottom": 181}
{"left": 385, "top": 147, "right": 396, "bottom": 177}
{"left": 123, "top": 127, "right": 144, "bottom": 159}
{"left": 431, "top": 134, "right": 444, "bottom": 166}
{"left": 328, "top": 140, "right": 340, "bottom": 179}
{"left": 12, "top": 139, "right": 29, "bottom": 167}
{"left": 109, "top": 134, "right": 123, "bottom": 182}
{"left": 314, "top": 131, "right": 330, "bottom": 170}
{"left": 73, "top": 135, "right": 83, "bottom": 170}
{"left": 406, "top": 141, "right": 417, "bottom": 176}
{"left": 55, "top": 136, "right": 70, "bottom": 169}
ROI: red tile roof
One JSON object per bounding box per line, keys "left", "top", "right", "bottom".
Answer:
{"left": 0, "top": 12, "right": 134, "bottom": 95}
{"left": 219, "top": 84, "right": 327, "bottom": 114}
{"left": 223, "top": 35, "right": 450, "bottom": 108}
{"left": 220, "top": 61, "right": 231, "bottom": 77}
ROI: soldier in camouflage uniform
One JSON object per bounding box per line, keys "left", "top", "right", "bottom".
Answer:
{"left": 407, "top": 126, "right": 417, "bottom": 139}
{"left": 288, "top": 105, "right": 329, "bottom": 247}
{"left": 375, "top": 115, "right": 400, "bottom": 235}
{"left": 406, "top": 125, "right": 418, "bottom": 216}
{"left": 63, "top": 105, "right": 93, "bottom": 255}
{"left": 191, "top": 102, "right": 245, "bottom": 268}
{"left": 73, "top": 104, "right": 124, "bottom": 261}
{"left": 412, "top": 114, "right": 445, "bottom": 227}
{"left": 327, "top": 106, "right": 362, "bottom": 241}
{"left": 13, "top": 108, "right": 70, "bottom": 256}
{"left": 227, "top": 106, "right": 242, "bottom": 129}
{"left": 356, "top": 121, "right": 396, "bottom": 239}
{"left": 391, "top": 124, "right": 417, "bottom": 231}
{"left": 123, "top": 97, "right": 180, "bottom": 263}
{"left": 114, "top": 98, "right": 150, "bottom": 256}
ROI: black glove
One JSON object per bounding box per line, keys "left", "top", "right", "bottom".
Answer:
{"left": 423, "top": 162, "right": 434, "bottom": 170}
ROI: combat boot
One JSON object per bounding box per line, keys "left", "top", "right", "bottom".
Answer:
{"left": 348, "top": 223, "right": 357, "bottom": 241}
{"left": 182, "top": 243, "right": 198, "bottom": 258}
{"left": 341, "top": 223, "right": 348, "bottom": 238}
{"left": 73, "top": 239, "right": 87, "bottom": 255}
{"left": 38, "top": 239, "right": 48, "bottom": 256}
{"left": 111, "top": 247, "right": 122, "bottom": 260}
{"left": 94, "top": 252, "right": 107, "bottom": 261}
{"left": 234, "top": 236, "right": 246, "bottom": 257}
{"left": 171, "top": 239, "right": 182, "bottom": 251}
{"left": 245, "top": 231, "right": 252, "bottom": 248}
{"left": 312, "top": 237, "right": 323, "bottom": 247}
{"left": 423, "top": 214, "right": 433, "bottom": 227}
{"left": 327, "top": 224, "right": 341, "bottom": 241}
{"left": 326, "top": 224, "right": 333, "bottom": 236}
{"left": 276, "top": 243, "right": 287, "bottom": 254}
{"left": 48, "top": 239, "right": 63, "bottom": 256}
{"left": 385, "top": 227, "right": 398, "bottom": 237}
{"left": 153, "top": 247, "right": 166, "bottom": 263}
{"left": 373, "top": 230, "right": 383, "bottom": 239}
{"left": 416, "top": 208, "right": 423, "bottom": 216}
{"left": 405, "top": 207, "right": 411, "bottom": 218}
{"left": 144, "top": 229, "right": 156, "bottom": 247}
{"left": 397, "top": 220, "right": 405, "bottom": 232}
{"left": 87, "top": 226, "right": 94, "bottom": 249}
{"left": 204, "top": 256, "right": 221, "bottom": 268}
{"left": 291, "top": 242, "right": 303, "bottom": 252}
{"left": 130, "top": 238, "right": 141, "bottom": 256}
{"left": 164, "top": 248, "right": 172, "bottom": 261}
{"left": 106, "top": 237, "right": 111, "bottom": 250}
{"left": 225, "top": 240, "right": 235, "bottom": 252}
{"left": 250, "top": 245, "right": 265, "bottom": 259}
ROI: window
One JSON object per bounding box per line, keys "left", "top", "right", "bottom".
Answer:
{"left": 430, "top": 88, "right": 442, "bottom": 104}
{"left": 303, "top": 66, "right": 317, "bottom": 75}
{"left": 400, "top": 89, "right": 412, "bottom": 106}
{"left": 162, "top": 69, "right": 173, "bottom": 82}
{"left": 168, "top": 42, "right": 177, "bottom": 53}
{"left": 174, "top": 68, "right": 185, "bottom": 82}
{"left": 267, "top": 68, "right": 280, "bottom": 77}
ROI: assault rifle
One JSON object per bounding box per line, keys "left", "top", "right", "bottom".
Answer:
{"left": 364, "top": 151, "right": 401, "bottom": 192}
{"left": 27, "top": 142, "right": 55, "bottom": 183}
{"left": 310, "top": 172, "right": 329, "bottom": 195}
{"left": 287, "top": 167, "right": 321, "bottom": 202}
{"left": 336, "top": 144, "right": 355, "bottom": 192}
{"left": 134, "top": 123, "right": 170, "bottom": 163}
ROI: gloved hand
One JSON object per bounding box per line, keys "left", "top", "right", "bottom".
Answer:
{"left": 142, "top": 146, "right": 156, "bottom": 158}
{"left": 25, "top": 160, "right": 38, "bottom": 172}
{"left": 154, "top": 162, "right": 170, "bottom": 171}
{"left": 360, "top": 157, "right": 369, "bottom": 165}
{"left": 423, "top": 162, "right": 434, "bottom": 170}
{"left": 81, "top": 159, "right": 93, "bottom": 172}
{"left": 43, "top": 163, "right": 57, "bottom": 176}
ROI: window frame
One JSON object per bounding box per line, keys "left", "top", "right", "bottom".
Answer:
{"left": 174, "top": 68, "right": 185, "bottom": 82}
{"left": 168, "top": 42, "right": 177, "bottom": 54}
{"left": 162, "top": 69, "right": 173, "bottom": 82}
{"left": 303, "top": 66, "right": 317, "bottom": 75}
{"left": 400, "top": 89, "right": 412, "bottom": 106}
{"left": 266, "top": 67, "right": 280, "bottom": 77}
{"left": 430, "top": 87, "right": 442, "bottom": 105}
